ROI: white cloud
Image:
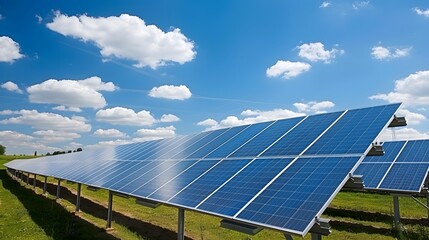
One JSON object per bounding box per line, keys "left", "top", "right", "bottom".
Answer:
{"left": 47, "top": 11, "right": 196, "bottom": 69}
{"left": 0, "top": 36, "right": 24, "bottom": 63}
{"left": 396, "top": 109, "right": 426, "bottom": 125}
{"left": 1, "top": 81, "right": 23, "bottom": 93}
{"left": 149, "top": 85, "right": 192, "bottom": 100}
{"left": 297, "top": 42, "right": 343, "bottom": 63}
{"left": 33, "top": 130, "right": 81, "bottom": 143}
{"left": 0, "top": 130, "right": 61, "bottom": 154}
{"left": 96, "top": 107, "right": 157, "bottom": 126}
{"left": 135, "top": 126, "right": 176, "bottom": 141}
{"left": 27, "top": 76, "right": 117, "bottom": 111}
{"left": 35, "top": 14, "right": 43, "bottom": 23}
{"left": 414, "top": 7, "right": 429, "bottom": 17}
{"left": 293, "top": 101, "right": 335, "bottom": 113}
{"left": 0, "top": 109, "right": 91, "bottom": 132}
{"left": 371, "top": 46, "right": 411, "bottom": 60}
{"left": 53, "top": 105, "right": 82, "bottom": 112}
{"left": 266, "top": 60, "right": 311, "bottom": 79}
{"left": 87, "top": 139, "right": 134, "bottom": 148}
{"left": 199, "top": 108, "right": 304, "bottom": 130}
{"left": 160, "top": 114, "right": 180, "bottom": 122}
{"left": 320, "top": 2, "right": 331, "bottom": 8}
{"left": 370, "top": 70, "right": 429, "bottom": 107}
{"left": 378, "top": 127, "right": 429, "bottom": 142}
{"left": 0, "top": 110, "right": 18, "bottom": 115}
{"left": 94, "top": 128, "right": 127, "bottom": 138}
{"left": 352, "top": 1, "right": 370, "bottom": 10}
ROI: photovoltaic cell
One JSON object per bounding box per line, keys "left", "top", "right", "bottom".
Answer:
{"left": 362, "top": 141, "right": 405, "bottom": 163}
{"left": 395, "top": 140, "right": 429, "bottom": 163}
{"left": 353, "top": 163, "right": 391, "bottom": 188}
{"left": 197, "top": 158, "right": 293, "bottom": 217}
{"left": 169, "top": 159, "right": 252, "bottom": 207}
{"left": 230, "top": 116, "right": 305, "bottom": 158}
{"left": 379, "top": 163, "right": 429, "bottom": 192}
{"left": 262, "top": 112, "right": 342, "bottom": 157}
{"left": 236, "top": 157, "right": 359, "bottom": 233}
{"left": 304, "top": 104, "right": 399, "bottom": 155}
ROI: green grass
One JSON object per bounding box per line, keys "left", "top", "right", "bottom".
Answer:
{"left": 1, "top": 156, "right": 429, "bottom": 239}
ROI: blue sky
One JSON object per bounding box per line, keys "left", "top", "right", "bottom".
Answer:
{"left": 1, "top": 0, "right": 429, "bottom": 154}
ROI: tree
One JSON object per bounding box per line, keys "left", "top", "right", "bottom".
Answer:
{"left": 0, "top": 144, "right": 5, "bottom": 155}
{"left": 76, "top": 148, "right": 83, "bottom": 152}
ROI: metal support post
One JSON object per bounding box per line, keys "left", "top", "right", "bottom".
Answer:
{"left": 284, "top": 233, "right": 293, "bottom": 240}
{"left": 20, "top": 171, "right": 24, "bottom": 182}
{"left": 427, "top": 193, "right": 429, "bottom": 219}
{"left": 43, "top": 176, "right": 47, "bottom": 195}
{"left": 393, "top": 195, "right": 401, "bottom": 229}
{"left": 311, "top": 233, "right": 322, "bottom": 240}
{"left": 33, "top": 174, "right": 37, "bottom": 189}
{"left": 26, "top": 172, "right": 29, "bottom": 185}
{"left": 178, "top": 208, "right": 185, "bottom": 240}
{"left": 106, "top": 191, "right": 113, "bottom": 229}
{"left": 56, "top": 179, "right": 61, "bottom": 200}
{"left": 76, "top": 183, "right": 81, "bottom": 212}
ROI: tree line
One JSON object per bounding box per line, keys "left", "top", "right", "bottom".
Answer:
{"left": 0, "top": 144, "right": 82, "bottom": 156}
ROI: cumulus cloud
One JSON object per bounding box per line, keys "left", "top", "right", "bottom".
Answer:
{"left": 352, "top": 1, "right": 370, "bottom": 10}
{"left": 35, "top": 14, "right": 43, "bottom": 24}
{"left": 87, "top": 139, "right": 134, "bottom": 148}
{"left": 0, "top": 36, "right": 24, "bottom": 63}
{"left": 47, "top": 11, "right": 196, "bottom": 69}
{"left": 293, "top": 101, "right": 335, "bottom": 113}
{"left": 320, "top": 2, "right": 331, "bottom": 8}
{"left": 27, "top": 76, "right": 117, "bottom": 111}
{"left": 371, "top": 46, "right": 411, "bottom": 60}
{"left": 414, "top": 7, "right": 429, "bottom": 17}
{"left": 33, "top": 130, "right": 81, "bottom": 143}
{"left": 96, "top": 107, "right": 157, "bottom": 126}
{"left": 396, "top": 109, "right": 426, "bottom": 125}
{"left": 370, "top": 70, "right": 429, "bottom": 107}
{"left": 0, "top": 109, "right": 91, "bottom": 132}
{"left": 198, "top": 108, "right": 304, "bottom": 130}
{"left": 160, "top": 114, "right": 180, "bottom": 122}
{"left": 135, "top": 126, "right": 176, "bottom": 141}
{"left": 53, "top": 106, "right": 82, "bottom": 112}
{"left": 297, "top": 42, "right": 343, "bottom": 63}
{"left": 94, "top": 128, "right": 127, "bottom": 138}
{"left": 266, "top": 60, "right": 311, "bottom": 79}
{"left": 1, "top": 81, "right": 23, "bottom": 93}
{"left": 149, "top": 85, "right": 192, "bottom": 100}
{"left": 0, "top": 110, "right": 18, "bottom": 115}
{"left": 0, "top": 130, "right": 61, "bottom": 154}
{"left": 378, "top": 127, "right": 429, "bottom": 142}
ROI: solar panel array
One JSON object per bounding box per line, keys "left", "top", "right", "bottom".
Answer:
{"left": 4, "top": 103, "right": 400, "bottom": 236}
{"left": 356, "top": 139, "right": 429, "bottom": 193}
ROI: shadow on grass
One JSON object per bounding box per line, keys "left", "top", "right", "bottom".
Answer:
{"left": 1, "top": 170, "right": 118, "bottom": 240}
{"left": 16, "top": 173, "right": 193, "bottom": 240}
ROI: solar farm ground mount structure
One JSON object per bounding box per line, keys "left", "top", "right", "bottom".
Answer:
{"left": 4, "top": 103, "right": 405, "bottom": 239}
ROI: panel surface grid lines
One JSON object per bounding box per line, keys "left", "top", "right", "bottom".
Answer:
{"left": 262, "top": 112, "right": 342, "bottom": 157}
{"left": 153, "top": 131, "right": 213, "bottom": 160}
{"left": 94, "top": 161, "right": 143, "bottom": 187}
{"left": 117, "top": 161, "right": 185, "bottom": 193}
{"left": 116, "top": 140, "right": 160, "bottom": 160}
{"left": 205, "top": 121, "right": 273, "bottom": 159}
{"left": 304, "top": 104, "right": 400, "bottom": 155}
{"left": 148, "top": 160, "right": 219, "bottom": 201}
{"left": 236, "top": 157, "right": 360, "bottom": 234}
{"left": 168, "top": 159, "right": 252, "bottom": 207}
{"left": 354, "top": 163, "right": 391, "bottom": 188}
{"left": 86, "top": 161, "right": 136, "bottom": 186}
{"left": 230, "top": 117, "right": 305, "bottom": 158}
{"left": 362, "top": 141, "right": 406, "bottom": 163}
{"left": 379, "top": 163, "right": 429, "bottom": 192}
{"left": 197, "top": 158, "right": 293, "bottom": 217}
{"left": 131, "top": 136, "right": 185, "bottom": 160}
{"left": 186, "top": 125, "right": 248, "bottom": 159}
{"left": 170, "top": 128, "right": 228, "bottom": 159}
{"left": 144, "top": 135, "right": 196, "bottom": 160}
{"left": 396, "top": 140, "right": 429, "bottom": 163}
{"left": 131, "top": 160, "right": 198, "bottom": 197}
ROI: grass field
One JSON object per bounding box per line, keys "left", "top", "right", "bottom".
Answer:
{"left": 1, "top": 155, "right": 429, "bottom": 239}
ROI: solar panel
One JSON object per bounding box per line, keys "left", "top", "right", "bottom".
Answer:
{"left": 4, "top": 103, "right": 400, "bottom": 237}
{"left": 357, "top": 139, "right": 429, "bottom": 193}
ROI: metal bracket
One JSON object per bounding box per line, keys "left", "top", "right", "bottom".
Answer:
{"left": 309, "top": 217, "right": 331, "bottom": 236}
{"left": 388, "top": 115, "right": 407, "bottom": 128}
{"left": 113, "top": 191, "right": 130, "bottom": 198}
{"left": 87, "top": 186, "right": 101, "bottom": 191}
{"left": 343, "top": 174, "right": 364, "bottom": 189}
{"left": 220, "top": 219, "right": 263, "bottom": 235}
{"left": 367, "top": 143, "right": 384, "bottom": 156}
{"left": 135, "top": 198, "right": 160, "bottom": 208}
